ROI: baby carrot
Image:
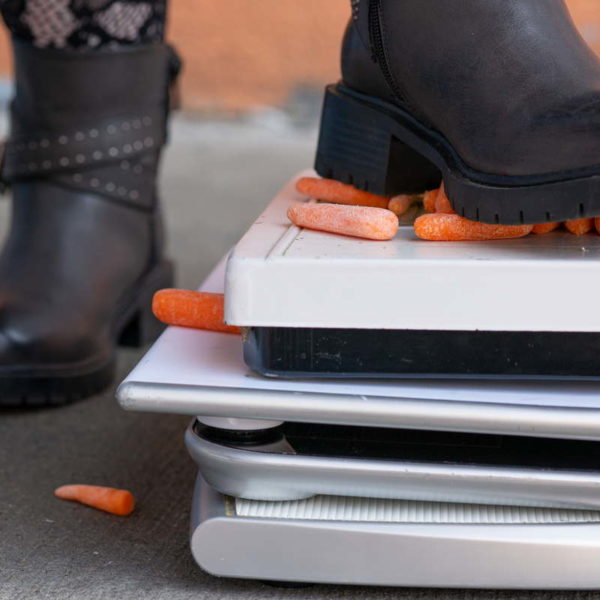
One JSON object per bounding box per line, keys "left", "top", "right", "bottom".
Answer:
{"left": 55, "top": 485, "right": 135, "bottom": 516}
{"left": 434, "top": 183, "right": 455, "bottom": 214}
{"left": 388, "top": 195, "right": 414, "bottom": 217}
{"left": 422, "top": 188, "right": 440, "bottom": 213}
{"left": 152, "top": 290, "right": 241, "bottom": 334}
{"left": 414, "top": 213, "right": 533, "bottom": 241}
{"left": 532, "top": 222, "right": 561, "bottom": 234}
{"left": 565, "top": 218, "right": 594, "bottom": 235}
{"left": 288, "top": 202, "right": 399, "bottom": 241}
{"left": 296, "top": 177, "right": 389, "bottom": 209}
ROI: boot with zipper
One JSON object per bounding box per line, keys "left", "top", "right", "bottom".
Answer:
{"left": 0, "top": 40, "right": 180, "bottom": 406}
{"left": 316, "top": 0, "right": 600, "bottom": 225}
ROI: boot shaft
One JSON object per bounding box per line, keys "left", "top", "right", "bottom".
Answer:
{"left": 10, "top": 41, "right": 174, "bottom": 136}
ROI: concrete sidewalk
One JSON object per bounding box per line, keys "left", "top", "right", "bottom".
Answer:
{"left": 0, "top": 111, "right": 596, "bottom": 600}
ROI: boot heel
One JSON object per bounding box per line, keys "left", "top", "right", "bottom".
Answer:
{"left": 118, "top": 260, "right": 175, "bottom": 348}
{"left": 315, "top": 85, "right": 441, "bottom": 196}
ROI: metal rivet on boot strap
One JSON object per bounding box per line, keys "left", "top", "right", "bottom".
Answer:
{"left": 75, "top": 154, "right": 86, "bottom": 164}
{"left": 59, "top": 157, "right": 70, "bottom": 167}
{"left": 107, "top": 125, "right": 117, "bottom": 135}
{"left": 93, "top": 151, "right": 103, "bottom": 160}
{"left": 133, "top": 141, "right": 143, "bottom": 151}
{"left": 89, "top": 129, "right": 99, "bottom": 138}
{"left": 129, "top": 190, "right": 140, "bottom": 200}
{"left": 75, "top": 132, "right": 85, "bottom": 142}
{"left": 123, "top": 144, "right": 133, "bottom": 154}
{"left": 90, "top": 178, "right": 100, "bottom": 187}
{"left": 58, "top": 136, "right": 69, "bottom": 145}
{"left": 108, "top": 147, "right": 119, "bottom": 157}
{"left": 105, "top": 182, "right": 116, "bottom": 192}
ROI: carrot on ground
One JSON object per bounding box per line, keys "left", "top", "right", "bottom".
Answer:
{"left": 434, "top": 184, "right": 455, "bottom": 214}
{"left": 414, "top": 213, "right": 533, "bottom": 241}
{"left": 152, "top": 290, "right": 241, "bottom": 334}
{"left": 295, "top": 177, "right": 389, "bottom": 209}
{"left": 55, "top": 485, "right": 135, "bottom": 516}
{"left": 422, "top": 188, "right": 440, "bottom": 213}
{"left": 288, "top": 202, "right": 398, "bottom": 241}
{"left": 532, "top": 222, "right": 561, "bottom": 234}
{"left": 388, "top": 195, "right": 414, "bottom": 217}
{"left": 565, "top": 218, "right": 594, "bottom": 235}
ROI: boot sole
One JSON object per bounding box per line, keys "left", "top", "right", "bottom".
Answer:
{"left": 315, "top": 84, "right": 600, "bottom": 225}
{"left": 0, "top": 260, "right": 174, "bottom": 408}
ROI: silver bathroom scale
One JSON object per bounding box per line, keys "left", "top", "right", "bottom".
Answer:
{"left": 190, "top": 476, "right": 600, "bottom": 589}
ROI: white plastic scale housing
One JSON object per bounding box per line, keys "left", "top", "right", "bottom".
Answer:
{"left": 225, "top": 170, "right": 600, "bottom": 332}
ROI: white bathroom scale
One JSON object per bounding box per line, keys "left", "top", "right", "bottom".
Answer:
{"left": 225, "top": 171, "right": 600, "bottom": 379}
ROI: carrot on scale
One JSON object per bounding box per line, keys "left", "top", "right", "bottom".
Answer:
{"left": 288, "top": 202, "right": 398, "bottom": 241}
{"left": 388, "top": 195, "right": 414, "bottom": 217}
{"left": 532, "top": 222, "right": 561, "bottom": 234}
{"left": 295, "top": 177, "right": 389, "bottom": 209}
{"left": 152, "top": 290, "right": 241, "bottom": 334}
{"left": 55, "top": 485, "right": 135, "bottom": 516}
{"left": 565, "top": 218, "right": 594, "bottom": 236}
{"left": 414, "top": 213, "right": 533, "bottom": 241}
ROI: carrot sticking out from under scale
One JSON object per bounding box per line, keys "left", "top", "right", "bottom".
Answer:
{"left": 152, "top": 290, "right": 241, "bottom": 334}
{"left": 55, "top": 485, "right": 135, "bottom": 516}
{"left": 414, "top": 213, "right": 533, "bottom": 241}
{"left": 288, "top": 202, "right": 399, "bottom": 241}
{"left": 295, "top": 177, "right": 390, "bottom": 209}
{"left": 532, "top": 222, "right": 562, "bottom": 234}
{"left": 434, "top": 184, "right": 455, "bottom": 214}
{"left": 388, "top": 195, "right": 414, "bottom": 217}
{"left": 565, "top": 218, "right": 594, "bottom": 236}
{"left": 422, "top": 188, "right": 440, "bottom": 213}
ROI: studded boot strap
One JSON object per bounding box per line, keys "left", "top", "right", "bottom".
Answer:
{"left": 0, "top": 40, "right": 181, "bottom": 211}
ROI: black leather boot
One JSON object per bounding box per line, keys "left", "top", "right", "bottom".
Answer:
{"left": 0, "top": 40, "right": 180, "bottom": 406}
{"left": 315, "top": 0, "right": 600, "bottom": 224}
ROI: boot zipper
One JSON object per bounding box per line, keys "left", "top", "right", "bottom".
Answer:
{"left": 368, "top": 0, "right": 404, "bottom": 101}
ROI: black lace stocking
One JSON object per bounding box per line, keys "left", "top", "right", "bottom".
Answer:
{"left": 1, "top": 0, "right": 167, "bottom": 49}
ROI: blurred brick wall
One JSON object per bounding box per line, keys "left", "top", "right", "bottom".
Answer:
{"left": 0, "top": 0, "right": 598, "bottom": 112}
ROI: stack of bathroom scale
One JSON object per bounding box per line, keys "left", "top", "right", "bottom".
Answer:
{"left": 118, "top": 173, "right": 600, "bottom": 589}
